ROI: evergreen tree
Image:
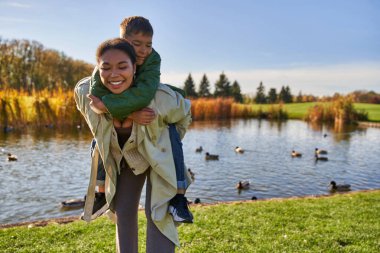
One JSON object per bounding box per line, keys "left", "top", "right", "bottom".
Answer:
{"left": 214, "top": 72, "right": 231, "bottom": 97}
{"left": 198, "top": 74, "right": 211, "bottom": 97}
{"left": 279, "top": 86, "right": 286, "bottom": 103}
{"left": 255, "top": 81, "right": 266, "bottom": 104}
{"left": 285, "top": 85, "right": 293, "bottom": 103}
{"left": 279, "top": 85, "right": 293, "bottom": 103}
{"left": 231, "top": 80, "right": 243, "bottom": 103}
{"left": 267, "top": 88, "right": 278, "bottom": 103}
{"left": 183, "top": 73, "right": 198, "bottom": 97}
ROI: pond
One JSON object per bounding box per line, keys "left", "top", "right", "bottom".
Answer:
{"left": 1, "top": 119, "right": 379, "bottom": 225}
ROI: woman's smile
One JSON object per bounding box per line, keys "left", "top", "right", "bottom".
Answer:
{"left": 108, "top": 80, "right": 125, "bottom": 89}
{"left": 98, "top": 48, "right": 136, "bottom": 94}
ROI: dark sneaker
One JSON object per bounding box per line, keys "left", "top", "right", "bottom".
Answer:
{"left": 81, "top": 192, "right": 107, "bottom": 220}
{"left": 168, "top": 194, "right": 193, "bottom": 223}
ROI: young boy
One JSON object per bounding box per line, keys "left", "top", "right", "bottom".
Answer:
{"left": 86, "top": 16, "right": 193, "bottom": 223}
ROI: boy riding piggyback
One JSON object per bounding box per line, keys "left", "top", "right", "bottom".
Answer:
{"left": 86, "top": 16, "right": 193, "bottom": 223}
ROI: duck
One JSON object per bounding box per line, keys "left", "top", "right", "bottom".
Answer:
{"left": 188, "top": 168, "right": 195, "bottom": 181}
{"left": 329, "top": 181, "right": 351, "bottom": 192}
{"left": 60, "top": 198, "right": 85, "bottom": 210}
{"left": 291, "top": 150, "right": 302, "bottom": 157}
{"left": 3, "top": 126, "right": 14, "bottom": 133}
{"left": 205, "top": 152, "right": 219, "bottom": 160}
{"left": 195, "top": 146, "right": 203, "bottom": 152}
{"left": 315, "top": 148, "right": 328, "bottom": 155}
{"left": 7, "top": 153, "right": 18, "bottom": 161}
{"left": 315, "top": 154, "right": 328, "bottom": 161}
{"left": 235, "top": 146, "right": 244, "bottom": 153}
{"left": 236, "top": 180, "right": 250, "bottom": 190}
{"left": 194, "top": 198, "right": 201, "bottom": 204}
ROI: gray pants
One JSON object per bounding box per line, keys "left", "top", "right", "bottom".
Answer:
{"left": 114, "top": 166, "right": 175, "bottom": 253}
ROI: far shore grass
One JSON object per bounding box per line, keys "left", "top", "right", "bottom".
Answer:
{"left": 252, "top": 102, "right": 380, "bottom": 122}
{"left": 1, "top": 190, "right": 379, "bottom": 252}
{"left": 1, "top": 88, "right": 379, "bottom": 129}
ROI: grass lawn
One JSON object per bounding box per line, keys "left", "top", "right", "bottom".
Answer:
{"left": 251, "top": 102, "right": 380, "bottom": 121}
{"left": 1, "top": 190, "right": 379, "bottom": 252}
{"left": 353, "top": 103, "right": 380, "bottom": 122}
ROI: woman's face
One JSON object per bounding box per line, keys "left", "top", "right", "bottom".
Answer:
{"left": 98, "top": 49, "right": 136, "bottom": 94}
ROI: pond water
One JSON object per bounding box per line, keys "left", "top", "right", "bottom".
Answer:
{"left": 0, "top": 119, "right": 379, "bottom": 225}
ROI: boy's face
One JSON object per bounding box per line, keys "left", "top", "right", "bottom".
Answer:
{"left": 124, "top": 32, "right": 153, "bottom": 66}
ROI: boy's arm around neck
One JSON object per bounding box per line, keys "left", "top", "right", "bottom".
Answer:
{"left": 91, "top": 49, "right": 161, "bottom": 120}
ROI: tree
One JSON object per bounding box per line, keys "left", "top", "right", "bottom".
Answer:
{"left": 279, "top": 85, "right": 292, "bottom": 103}
{"left": 198, "top": 74, "right": 211, "bottom": 97}
{"left": 0, "top": 38, "right": 93, "bottom": 91}
{"left": 255, "top": 81, "right": 266, "bottom": 104}
{"left": 214, "top": 72, "right": 231, "bottom": 97}
{"left": 183, "top": 73, "right": 197, "bottom": 97}
{"left": 279, "top": 86, "right": 286, "bottom": 103}
{"left": 231, "top": 80, "right": 243, "bottom": 103}
{"left": 284, "top": 85, "right": 293, "bottom": 103}
{"left": 267, "top": 88, "right": 277, "bottom": 104}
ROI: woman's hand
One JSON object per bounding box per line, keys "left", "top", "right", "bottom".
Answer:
{"left": 113, "top": 118, "right": 122, "bottom": 128}
{"left": 130, "top": 108, "right": 156, "bottom": 125}
{"left": 87, "top": 94, "right": 108, "bottom": 114}
{"left": 121, "top": 118, "right": 133, "bottom": 128}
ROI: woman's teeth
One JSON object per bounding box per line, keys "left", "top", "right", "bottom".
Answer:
{"left": 110, "top": 81, "right": 122, "bottom": 85}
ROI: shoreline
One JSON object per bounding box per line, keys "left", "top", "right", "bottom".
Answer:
{"left": 1, "top": 188, "right": 378, "bottom": 229}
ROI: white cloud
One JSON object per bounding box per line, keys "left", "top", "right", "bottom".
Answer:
{"left": 161, "top": 62, "right": 380, "bottom": 96}
{"left": 4, "top": 2, "right": 31, "bottom": 8}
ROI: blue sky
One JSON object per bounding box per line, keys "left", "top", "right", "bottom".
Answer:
{"left": 1, "top": 0, "right": 379, "bottom": 96}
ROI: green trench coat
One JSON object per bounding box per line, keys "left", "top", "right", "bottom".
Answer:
{"left": 74, "top": 77, "right": 192, "bottom": 246}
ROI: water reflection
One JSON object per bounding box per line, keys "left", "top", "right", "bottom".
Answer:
{"left": 189, "top": 119, "right": 233, "bottom": 129}
{"left": 0, "top": 120, "right": 379, "bottom": 225}
{"left": 306, "top": 122, "right": 368, "bottom": 142}
{"left": 0, "top": 126, "right": 92, "bottom": 143}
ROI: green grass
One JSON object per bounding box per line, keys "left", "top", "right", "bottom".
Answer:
{"left": 353, "top": 103, "right": 380, "bottom": 122}
{"left": 1, "top": 190, "right": 379, "bottom": 252}
{"left": 251, "top": 102, "right": 380, "bottom": 121}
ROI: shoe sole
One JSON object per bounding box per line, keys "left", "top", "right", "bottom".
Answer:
{"left": 168, "top": 206, "right": 194, "bottom": 223}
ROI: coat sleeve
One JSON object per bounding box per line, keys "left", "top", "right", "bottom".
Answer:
{"left": 74, "top": 77, "right": 101, "bottom": 136}
{"left": 156, "top": 85, "right": 192, "bottom": 140}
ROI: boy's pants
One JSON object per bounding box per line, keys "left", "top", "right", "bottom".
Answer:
{"left": 91, "top": 123, "right": 187, "bottom": 190}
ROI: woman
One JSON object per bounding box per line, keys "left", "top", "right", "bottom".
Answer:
{"left": 74, "top": 38, "right": 192, "bottom": 252}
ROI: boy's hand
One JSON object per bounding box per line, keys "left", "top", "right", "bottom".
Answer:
{"left": 87, "top": 94, "right": 108, "bottom": 114}
{"left": 130, "top": 108, "right": 156, "bottom": 125}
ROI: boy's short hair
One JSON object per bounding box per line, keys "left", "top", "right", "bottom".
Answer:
{"left": 96, "top": 38, "right": 136, "bottom": 64}
{"left": 120, "top": 16, "right": 154, "bottom": 38}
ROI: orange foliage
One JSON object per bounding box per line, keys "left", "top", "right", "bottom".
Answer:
{"left": 191, "top": 97, "right": 254, "bottom": 120}
{"left": 0, "top": 91, "right": 259, "bottom": 128}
